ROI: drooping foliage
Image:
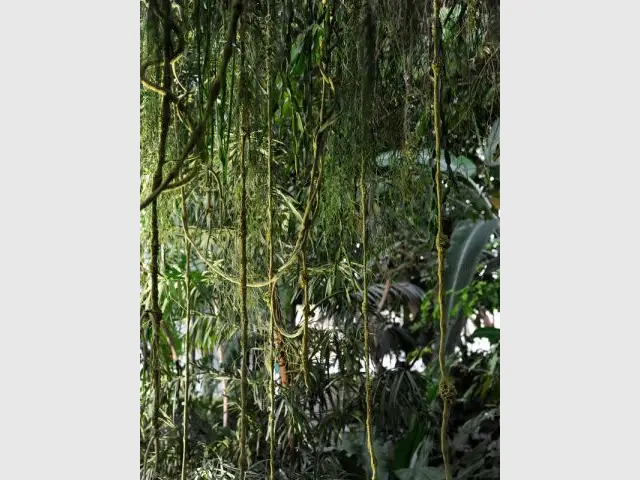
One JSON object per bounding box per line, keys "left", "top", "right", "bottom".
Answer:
{"left": 140, "top": 1, "right": 500, "bottom": 479}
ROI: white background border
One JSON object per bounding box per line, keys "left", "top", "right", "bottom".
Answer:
{"left": 1, "top": 0, "right": 639, "bottom": 478}
{"left": 1, "top": 1, "right": 139, "bottom": 478}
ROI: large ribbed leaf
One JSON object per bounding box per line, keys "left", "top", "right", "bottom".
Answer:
{"left": 443, "top": 219, "right": 499, "bottom": 355}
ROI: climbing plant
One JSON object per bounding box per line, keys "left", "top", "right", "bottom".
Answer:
{"left": 140, "top": 1, "right": 500, "bottom": 479}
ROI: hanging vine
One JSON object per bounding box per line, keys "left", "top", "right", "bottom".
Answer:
{"left": 138, "top": 1, "right": 499, "bottom": 477}
{"left": 144, "top": 0, "right": 174, "bottom": 474}
{"left": 140, "top": 0, "right": 243, "bottom": 211}
{"left": 238, "top": 6, "right": 250, "bottom": 477}
{"left": 265, "top": 0, "right": 277, "bottom": 477}
{"left": 432, "top": 1, "right": 455, "bottom": 480}
{"left": 180, "top": 184, "right": 191, "bottom": 480}
{"left": 360, "top": 1, "right": 376, "bottom": 478}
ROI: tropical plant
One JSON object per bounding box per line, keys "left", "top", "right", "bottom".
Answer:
{"left": 139, "top": 0, "right": 500, "bottom": 479}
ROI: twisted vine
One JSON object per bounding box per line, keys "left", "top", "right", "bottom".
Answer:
{"left": 140, "top": 0, "right": 243, "bottom": 211}
{"left": 238, "top": 11, "right": 249, "bottom": 478}
{"left": 299, "top": 4, "right": 331, "bottom": 392}
{"left": 145, "top": 0, "right": 174, "bottom": 474}
{"left": 184, "top": 142, "right": 325, "bottom": 290}
{"left": 266, "top": 0, "right": 277, "bottom": 477}
{"left": 433, "top": 2, "right": 455, "bottom": 480}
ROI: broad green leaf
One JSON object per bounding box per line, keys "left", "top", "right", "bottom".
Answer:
{"left": 443, "top": 219, "right": 500, "bottom": 355}
{"left": 471, "top": 327, "right": 500, "bottom": 343}
{"left": 391, "top": 420, "right": 430, "bottom": 470}
{"left": 445, "top": 154, "right": 477, "bottom": 178}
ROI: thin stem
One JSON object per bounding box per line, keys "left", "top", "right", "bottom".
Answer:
{"left": 180, "top": 186, "right": 191, "bottom": 480}
{"left": 238, "top": 12, "right": 249, "bottom": 479}
{"left": 149, "top": 0, "right": 173, "bottom": 474}
{"left": 361, "top": 2, "right": 376, "bottom": 478}
{"left": 266, "top": 0, "right": 277, "bottom": 477}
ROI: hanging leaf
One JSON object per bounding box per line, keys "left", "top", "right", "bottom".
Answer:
{"left": 442, "top": 219, "right": 500, "bottom": 355}
{"left": 295, "top": 112, "right": 304, "bottom": 134}
{"left": 275, "top": 188, "right": 304, "bottom": 224}
{"left": 290, "top": 33, "right": 305, "bottom": 63}
{"left": 484, "top": 118, "right": 500, "bottom": 166}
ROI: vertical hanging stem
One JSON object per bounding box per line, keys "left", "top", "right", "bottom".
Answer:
{"left": 360, "top": 160, "right": 376, "bottom": 480}
{"left": 300, "top": 251, "right": 311, "bottom": 388}
{"left": 148, "top": 0, "right": 173, "bottom": 475}
{"left": 433, "top": 0, "right": 445, "bottom": 386}
{"left": 432, "top": 2, "right": 454, "bottom": 480}
{"left": 361, "top": 2, "right": 376, "bottom": 478}
{"left": 180, "top": 186, "right": 191, "bottom": 480}
{"left": 238, "top": 13, "right": 249, "bottom": 479}
{"left": 265, "top": 0, "right": 277, "bottom": 477}
{"left": 300, "top": 0, "right": 333, "bottom": 392}
{"left": 300, "top": 0, "right": 314, "bottom": 391}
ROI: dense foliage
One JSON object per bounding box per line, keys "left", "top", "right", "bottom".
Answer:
{"left": 140, "top": 0, "right": 500, "bottom": 479}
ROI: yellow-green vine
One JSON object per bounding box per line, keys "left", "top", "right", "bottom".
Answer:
{"left": 266, "top": 0, "right": 277, "bottom": 477}
{"left": 238, "top": 11, "right": 249, "bottom": 479}
{"left": 361, "top": 1, "right": 376, "bottom": 478}
{"left": 300, "top": 252, "right": 311, "bottom": 389}
{"left": 360, "top": 159, "right": 376, "bottom": 480}
{"left": 140, "top": 0, "right": 243, "bottom": 211}
{"left": 180, "top": 185, "right": 191, "bottom": 480}
{"left": 432, "top": 1, "right": 455, "bottom": 480}
{"left": 147, "top": 0, "right": 174, "bottom": 475}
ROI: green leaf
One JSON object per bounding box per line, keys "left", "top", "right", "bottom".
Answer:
{"left": 484, "top": 118, "right": 500, "bottom": 166}
{"left": 417, "top": 149, "right": 478, "bottom": 177}
{"left": 395, "top": 466, "right": 445, "bottom": 480}
{"left": 446, "top": 154, "right": 477, "bottom": 177}
{"left": 295, "top": 112, "right": 304, "bottom": 133}
{"left": 290, "top": 33, "right": 304, "bottom": 63}
{"left": 275, "top": 189, "right": 303, "bottom": 224}
{"left": 291, "top": 56, "right": 305, "bottom": 76}
{"left": 471, "top": 327, "right": 500, "bottom": 343}
{"left": 391, "top": 419, "right": 428, "bottom": 470}
{"left": 281, "top": 97, "right": 292, "bottom": 118}
{"left": 443, "top": 219, "right": 500, "bottom": 355}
